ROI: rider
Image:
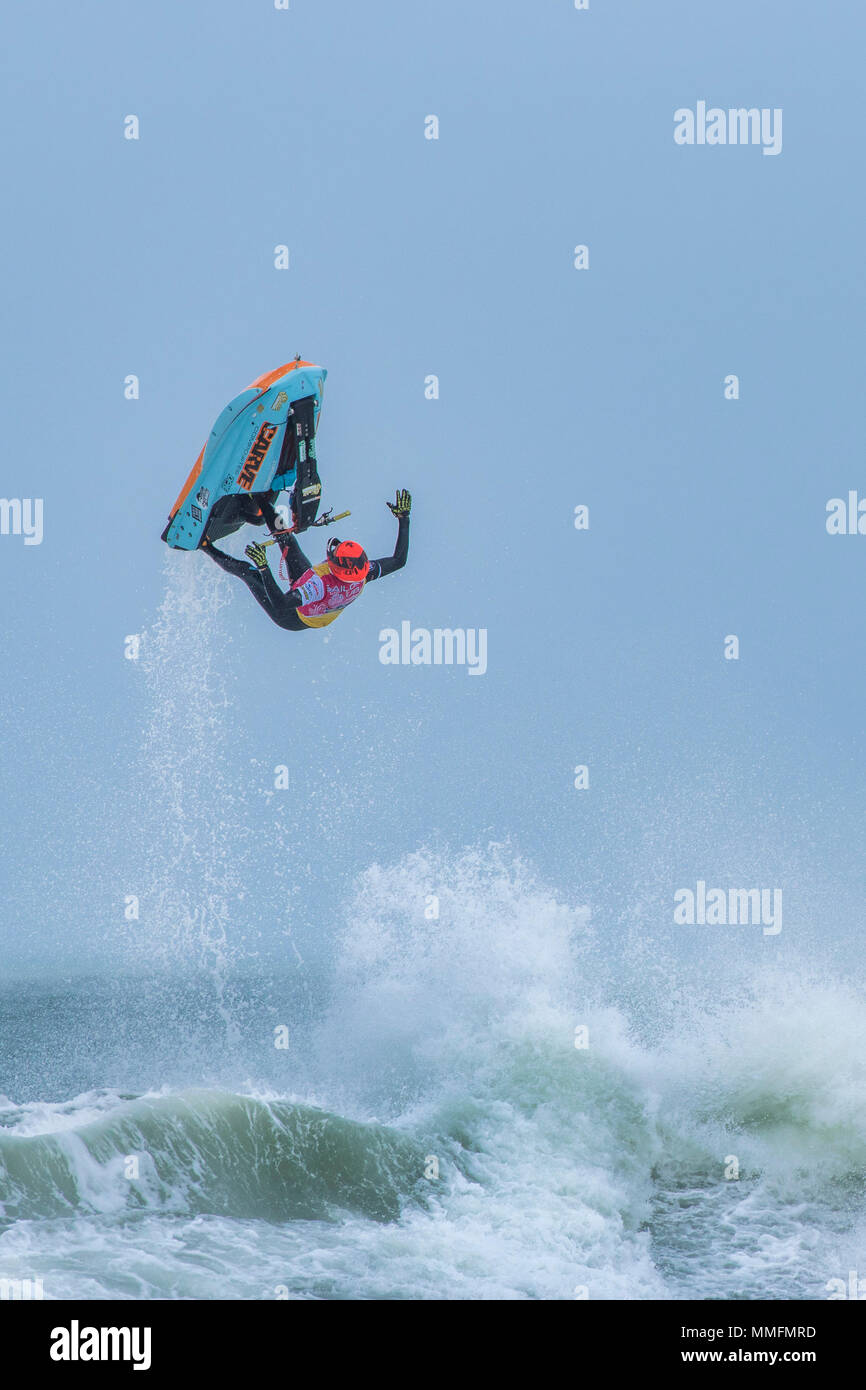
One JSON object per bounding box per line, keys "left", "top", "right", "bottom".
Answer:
{"left": 202, "top": 489, "right": 411, "bottom": 631}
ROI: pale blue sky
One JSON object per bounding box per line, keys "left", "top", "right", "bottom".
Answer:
{"left": 2, "top": 1, "right": 865, "bottom": 975}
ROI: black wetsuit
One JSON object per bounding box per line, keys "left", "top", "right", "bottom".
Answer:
{"left": 204, "top": 512, "right": 410, "bottom": 632}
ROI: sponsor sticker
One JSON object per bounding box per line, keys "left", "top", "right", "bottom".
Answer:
{"left": 237, "top": 422, "right": 278, "bottom": 490}
{"left": 296, "top": 575, "right": 325, "bottom": 605}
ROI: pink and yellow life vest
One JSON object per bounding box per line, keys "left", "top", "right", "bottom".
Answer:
{"left": 292, "top": 562, "right": 366, "bottom": 628}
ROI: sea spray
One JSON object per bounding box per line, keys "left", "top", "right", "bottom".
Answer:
{"left": 126, "top": 554, "right": 248, "bottom": 1037}
{"left": 4, "top": 845, "right": 866, "bottom": 1298}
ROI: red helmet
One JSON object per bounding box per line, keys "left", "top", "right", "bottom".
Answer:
{"left": 327, "top": 537, "right": 370, "bottom": 583}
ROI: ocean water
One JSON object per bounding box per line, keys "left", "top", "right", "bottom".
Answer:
{"left": 2, "top": 561, "right": 865, "bottom": 1301}
{"left": 3, "top": 922, "right": 866, "bottom": 1301}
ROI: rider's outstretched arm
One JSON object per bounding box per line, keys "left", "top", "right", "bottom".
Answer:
{"left": 366, "top": 490, "right": 411, "bottom": 584}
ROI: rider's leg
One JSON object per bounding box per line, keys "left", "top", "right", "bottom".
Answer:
{"left": 276, "top": 532, "right": 314, "bottom": 586}
{"left": 202, "top": 541, "right": 306, "bottom": 631}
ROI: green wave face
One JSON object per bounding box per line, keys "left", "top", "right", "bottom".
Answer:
{"left": 0, "top": 1091, "right": 427, "bottom": 1226}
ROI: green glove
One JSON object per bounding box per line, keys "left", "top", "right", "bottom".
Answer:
{"left": 245, "top": 542, "right": 269, "bottom": 569}
{"left": 387, "top": 488, "right": 412, "bottom": 519}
